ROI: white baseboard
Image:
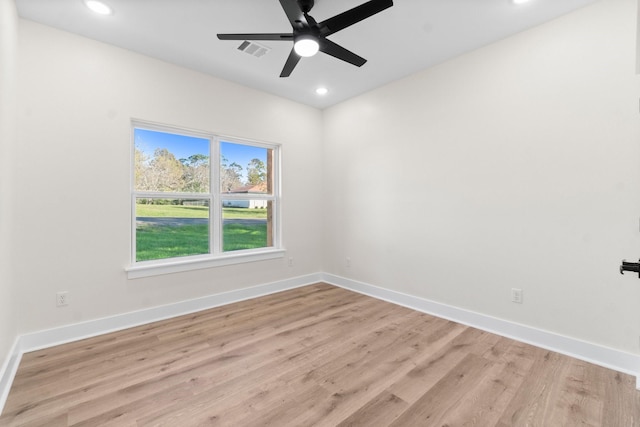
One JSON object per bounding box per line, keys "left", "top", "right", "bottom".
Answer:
{"left": 2, "top": 271, "right": 639, "bottom": 416}
{"left": 0, "top": 337, "right": 21, "bottom": 415}
{"left": 19, "top": 273, "right": 323, "bottom": 353}
{"left": 322, "top": 273, "right": 640, "bottom": 383}
{"left": 0, "top": 273, "right": 322, "bottom": 414}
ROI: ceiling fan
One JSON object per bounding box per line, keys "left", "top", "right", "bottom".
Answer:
{"left": 217, "top": 0, "right": 394, "bottom": 77}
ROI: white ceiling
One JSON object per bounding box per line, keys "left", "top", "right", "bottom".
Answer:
{"left": 16, "top": 0, "right": 598, "bottom": 109}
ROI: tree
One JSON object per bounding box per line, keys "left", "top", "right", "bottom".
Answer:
{"left": 134, "top": 146, "right": 152, "bottom": 191}
{"left": 221, "top": 155, "right": 243, "bottom": 192}
{"left": 146, "top": 148, "right": 184, "bottom": 192}
{"left": 136, "top": 146, "right": 213, "bottom": 198}
{"left": 180, "top": 154, "right": 210, "bottom": 193}
{"left": 246, "top": 158, "right": 266, "bottom": 185}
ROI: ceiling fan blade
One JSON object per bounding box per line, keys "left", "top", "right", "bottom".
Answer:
{"left": 217, "top": 33, "right": 293, "bottom": 41}
{"left": 319, "top": 0, "right": 393, "bottom": 36}
{"left": 279, "top": 0, "right": 308, "bottom": 29}
{"left": 319, "top": 39, "right": 366, "bottom": 67}
{"left": 280, "top": 48, "right": 301, "bottom": 77}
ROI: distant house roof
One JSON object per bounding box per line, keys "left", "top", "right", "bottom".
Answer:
{"left": 225, "top": 182, "right": 267, "bottom": 194}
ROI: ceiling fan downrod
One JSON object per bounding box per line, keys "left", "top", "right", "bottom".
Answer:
{"left": 297, "top": 0, "right": 314, "bottom": 14}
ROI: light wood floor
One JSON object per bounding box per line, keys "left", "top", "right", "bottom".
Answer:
{"left": 1, "top": 283, "right": 638, "bottom": 426}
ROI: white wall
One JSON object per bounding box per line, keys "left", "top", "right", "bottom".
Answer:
{"left": 0, "top": 0, "right": 18, "bottom": 367}
{"left": 13, "top": 20, "right": 324, "bottom": 334}
{"left": 323, "top": 0, "right": 640, "bottom": 354}
{"left": 6, "top": 0, "right": 640, "bottom": 364}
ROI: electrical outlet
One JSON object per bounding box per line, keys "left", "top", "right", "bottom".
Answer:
{"left": 288, "top": 257, "right": 294, "bottom": 267}
{"left": 346, "top": 257, "right": 351, "bottom": 268}
{"left": 511, "top": 288, "right": 523, "bottom": 304}
{"left": 56, "top": 291, "right": 69, "bottom": 307}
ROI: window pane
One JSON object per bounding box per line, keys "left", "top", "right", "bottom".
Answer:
{"left": 220, "top": 141, "right": 272, "bottom": 194}
{"left": 136, "top": 198, "right": 209, "bottom": 261}
{"left": 135, "top": 128, "right": 210, "bottom": 193}
{"left": 222, "top": 201, "right": 272, "bottom": 252}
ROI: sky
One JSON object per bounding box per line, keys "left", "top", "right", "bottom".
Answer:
{"left": 134, "top": 128, "right": 267, "bottom": 173}
{"left": 135, "top": 128, "right": 209, "bottom": 161}
{"left": 220, "top": 141, "right": 267, "bottom": 171}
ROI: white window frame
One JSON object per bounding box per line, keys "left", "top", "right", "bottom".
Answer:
{"left": 126, "top": 120, "right": 284, "bottom": 279}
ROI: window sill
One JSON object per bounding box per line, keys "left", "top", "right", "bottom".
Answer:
{"left": 126, "top": 248, "right": 286, "bottom": 279}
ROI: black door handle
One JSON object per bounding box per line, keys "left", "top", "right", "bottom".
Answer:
{"left": 620, "top": 259, "right": 640, "bottom": 277}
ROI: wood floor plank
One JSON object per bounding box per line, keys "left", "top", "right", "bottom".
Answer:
{"left": 389, "top": 353, "right": 497, "bottom": 426}
{"left": 601, "top": 367, "right": 640, "bottom": 426}
{"left": 386, "top": 327, "right": 487, "bottom": 403}
{"left": 433, "top": 342, "right": 532, "bottom": 426}
{"left": 335, "top": 391, "right": 409, "bottom": 427}
{"left": 1, "top": 283, "right": 638, "bottom": 427}
{"left": 253, "top": 383, "right": 333, "bottom": 427}
{"left": 70, "top": 304, "right": 369, "bottom": 424}
{"left": 495, "top": 350, "right": 572, "bottom": 426}
{"left": 5, "top": 286, "right": 356, "bottom": 423}
{"left": 549, "top": 359, "right": 605, "bottom": 425}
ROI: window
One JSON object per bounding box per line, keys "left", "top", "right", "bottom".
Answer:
{"left": 128, "top": 122, "right": 282, "bottom": 278}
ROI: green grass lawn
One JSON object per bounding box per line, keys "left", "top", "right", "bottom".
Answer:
{"left": 222, "top": 223, "right": 268, "bottom": 251}
{"left": 136, "top": 222, "right": 268, "bottom": 261}
{"left": 135, "top": 204, "right": 269, "bottom": 261}
{"left": 136, "top": 224, "right": 209, "bottom": 261}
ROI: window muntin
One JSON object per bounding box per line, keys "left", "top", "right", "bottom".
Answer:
{"left": 132, "top": 123, "right": 279, "bottom": 266}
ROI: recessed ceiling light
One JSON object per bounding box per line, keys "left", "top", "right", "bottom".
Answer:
{"left": 512, "top": 0, "right": 531, "bottom": 4}
{"left": 315, "top": 87, "right": 328, "bottom": 96}
{"left": 84, "top": 0, "right": 113, "bottom": 15}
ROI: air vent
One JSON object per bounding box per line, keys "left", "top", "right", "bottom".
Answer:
{"left": 237, "top": 41, "right": 270, "bottom": 58}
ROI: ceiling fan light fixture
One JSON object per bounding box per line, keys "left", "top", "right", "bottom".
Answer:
{"left": 294, "top": 36, "right": 320, "bottom": 57}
